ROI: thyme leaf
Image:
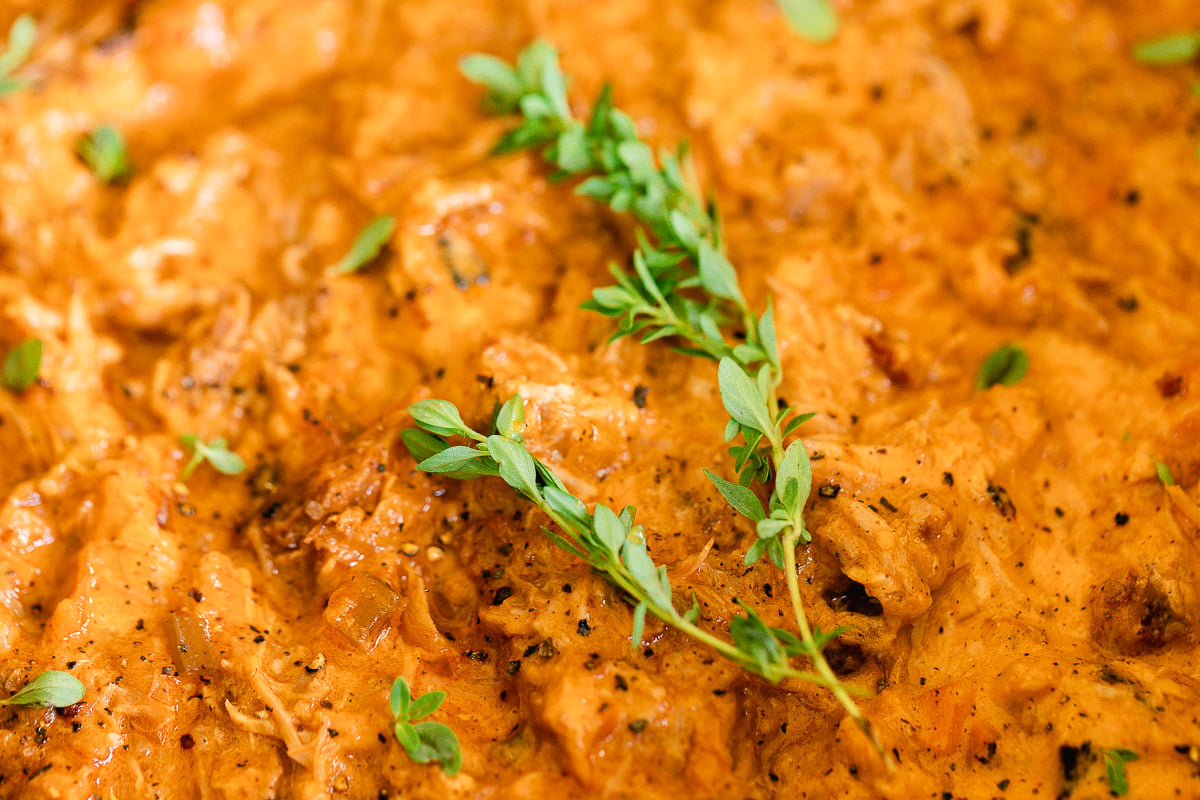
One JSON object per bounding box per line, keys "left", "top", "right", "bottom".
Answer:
{"left": 1133, "top": 32, "right": 1200, "bottom": 65}
{"left": 330, "top": 215, "right": 395, "bottom": 274}
{"left": 1099, "top": 747, "right": 1138, "bottom": 796}
{"left": 1133, "top": 33, "right": 1200, "bottom": 157}
{"left": 0, "top": 14, "right": 35, "bottom": 96}
{"left": 0, "top": 670, "right": 85, "bottom": 708}
{"left": 76, "top": 125, "right": 131, "bottom": 184}
{"left": 179, "top": 434, "right": 246, "bottom": 481}
{"left": 1155, "top": 459, "right": 1177, "bottom": 487}
{"left": 976, "top": 344, "right": 1029, "bottom": 389}
{"left": 1, "top": 338, "right": 42, "bottom": 392}
{"left": 777, "top": 0, "right": 839, "bottom": 43}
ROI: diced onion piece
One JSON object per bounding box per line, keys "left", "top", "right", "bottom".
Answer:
{"left": 322, "top": 574, "right": 401, "bottom": 651}
{"left": 168, "top": 611, "right": 218, "bottom": 674}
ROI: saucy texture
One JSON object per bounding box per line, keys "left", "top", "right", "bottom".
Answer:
{"left": 1, "top": 1, "right": 1199, "bottom": 797}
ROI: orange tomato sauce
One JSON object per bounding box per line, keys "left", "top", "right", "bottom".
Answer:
{"left": 1, "top": 1, "right": 1199, "bottom": 797}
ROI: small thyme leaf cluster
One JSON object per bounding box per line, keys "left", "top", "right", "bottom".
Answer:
{"left": 389, "top": 678, "right": 461, "bottom": 776}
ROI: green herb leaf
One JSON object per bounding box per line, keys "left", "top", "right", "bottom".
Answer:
{"left": 697, "top": 241, "right": 744, "bottom": 304}
{"left": 775, "top": 439, "right": 813, "bottom": 534}
{"left": 389, "top": 676, "right": 411, "bottom": 719}
{"left": 400, "top": 429, "right": 450, "bottom": 463}
{"left": 493, "top": 395, "right": 525, "bottom": 440}
{"left": 0, "top": 670, "right": 85, "bottom": 708}
{"left": 76, "top": 125, "right": 131, "bottom": 184}
{"left": 417, "top": 446, "right": 489, "bottom": 475}
{"left": 621, "top": 538, "right": 668, "bottom": 607}
{"left": 515, "top": 40, "right": 558, "bottom": 95}
{"left": 729, "top": 604, "right": 790, "bottom": 683}
{"left": 459, "top": 53, "right": 523, "bottom": 111}
{"left": 759, "top": 303, "right": 779, "bottom": 367}
{"left": 976, "top": 344, "right": 1029, "bottom": 389}
{"left": 718, "top": 358, "right": 774, "bottom": 434}
{"left": 630, "top": 600, "right": 648, "bottom": 647}
{"left": 1099, "top": 747, "right": 1138, "bottom": 796}
{"left": 409, "top": 399, "right": 477, "bottom": 439}
{"left": 486, "top": 435, "right": 540, "bottom": 500}
{"left": 395, "top": 720, "right": 420, "bottom": 752}
{"left": 756, "top": 518, "right": 791, "bottom": 540}
{"left": 411, "top": 721, "right": 462, "bottom": 776}
{"left": 542, "top": 485, "right": 590, "bottom": 533}
{"left": 704, "top": 469, "right": 765, "bottom": 521}
{"left": 554, "top": 122, "right": 592, "bottom": 173}
{"left": 201, "top": 440, "right": 245, "bottom": 475}
{"left": 592, "top": 502, "right": 627, "bottom": 556}
{"left": 407, "top": 690, "right": 446, "bottom": 721}
{"left": 1155, "top": 459, "right": 1177, "bottom": 487}
{"left": 0, "top": 13, "right": 36, "bottom": 95}
{"left": 179, "top": 434, "right": 247, "bottom": 481}
{"left": 330, "top": 215, "right": 395, "bottom": 274}
{"left": 743, "top": 538, "right": 769, "bottom": 566}
{"left": 1133, "top": 32, "right": 1200, "bottom": 65}
{"left": 2, "top": 338, "right": 41, "bottom": 392}
{"left": 778, "top": 0, "right": 839, "bottom": 43}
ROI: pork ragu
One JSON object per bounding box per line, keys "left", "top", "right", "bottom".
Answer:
{"left": 1, "top": 1, "right": 1199, "bottom": 798}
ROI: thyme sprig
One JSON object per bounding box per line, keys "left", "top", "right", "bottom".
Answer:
{"left": 460, "top": 41, "right": 787, "bottom": 491}
{"left": 461, "top": 42, "right": 769, "bottom": 368}
{"left": 389, "top": 677, "right": 462, "bottom": 776}
{"left": 459, "top": 41, "right": 881, "bottom": 752}
{"left": 404, "top": 396, "right": 846, "bottom": 689}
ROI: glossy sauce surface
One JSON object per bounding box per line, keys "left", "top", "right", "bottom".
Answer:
{"left": 1, "top": 1, "right": 1199, "bottom": 797}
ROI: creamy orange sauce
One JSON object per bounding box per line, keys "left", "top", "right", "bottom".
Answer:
{"left": 1, "top": 1, "right": 1199, "bottom": 798}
